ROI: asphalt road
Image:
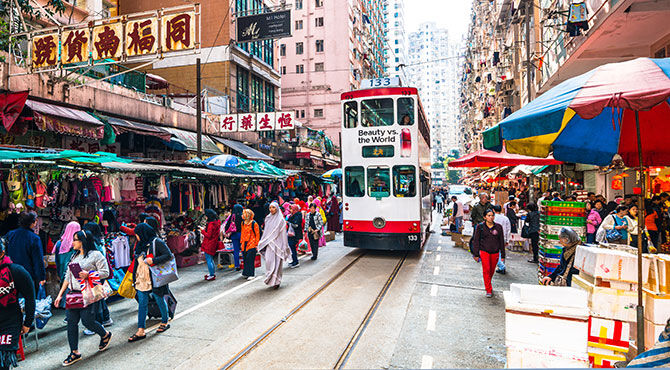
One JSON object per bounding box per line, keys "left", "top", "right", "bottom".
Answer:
{"left": 20, "top": 213, "right": 538, "bottom": 369}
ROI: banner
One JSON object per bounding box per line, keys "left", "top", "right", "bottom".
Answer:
{"left": 220, "top": 111, "right": 295, "bottom": 133}
{"left": 236, "top": 10, "right": 291, "bottom": 43}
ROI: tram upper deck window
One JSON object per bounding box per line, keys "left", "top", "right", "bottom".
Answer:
{"left": 345, "top": 166, "right": 365, "bottom": 197}
{"left": 367, "top": 166, "right": 390, "bottom": 198}
{"left": 393, "top": 165, "right": 416, "bottom": 197}
{"left": 343, "top": 101, "right": 358, "bottom": 128}
{"left": 397, "top": 97, "right": 414, "bottom": 125}
{"left": 361, "top": 98, "right": 394, "bottom": 127}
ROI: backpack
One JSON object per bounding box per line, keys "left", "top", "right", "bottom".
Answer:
{"left": 225, "top": 214, "right": 237, "bottom": 234}
{"left": 0, "top": 264, "right": 18, "bottom": 308}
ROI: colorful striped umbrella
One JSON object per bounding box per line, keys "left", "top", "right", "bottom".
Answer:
{"left": 484, "top": 57, "right": 670, "bottom": 167}
{"left": 321, "top": 168, "right": 342, "bottom": 178}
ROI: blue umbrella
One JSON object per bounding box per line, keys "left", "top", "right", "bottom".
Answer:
{"left": 322, "top": 168, "right": 342, "bottom": 178}
{"left": 202, "top": 154, "right": 241, "bottom": 167}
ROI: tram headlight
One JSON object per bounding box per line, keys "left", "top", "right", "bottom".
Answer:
{"left": 372, "top": 217, "right": 386, "bottom": 229}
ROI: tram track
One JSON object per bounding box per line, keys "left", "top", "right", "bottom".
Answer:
{"left": 219, "top": 250, "right": 409, "bottom": 370}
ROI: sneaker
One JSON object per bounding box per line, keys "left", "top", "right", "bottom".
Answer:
{"left": 485, "top": 293, "right": 493, "bottom": 298}
{"left": 205, "top": 275, "right": 216, "bottom": 281}
{"left": 83, "top": 329, "right": 95, "bottom": 335}
{"left": 289, "top": 262, "right": 299, "bottom": 268}
{"left": 102, "top": 319, "right": 114, "bottom": 327}
{"left": 247, "top": 276, "right": 255, "bottom": 281}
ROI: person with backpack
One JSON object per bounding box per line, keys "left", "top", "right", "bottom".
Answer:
{"left": 128, "top": 223, "right": 173, "bottom": 342}
{"left": 0, "top": 238, "right": 35, "bottom": 370}
{"left": 5, "top": 212, "right": 44, "bottom": 291}
{"left": 54, "top": 230, "right": 112, "bottom": 367}
{"left": 201, "top": 209, "right": 221, "bottom": 281}
{"left": 223, "top": 204, "right": 243, "bottom": 271}
{"left": 240, "top": 209, "right": 260, "bottom": 280}
{"left": 470, "top": 209, "right": 505, "bottom": 298}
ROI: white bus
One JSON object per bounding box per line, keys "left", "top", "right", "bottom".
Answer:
{"left": 340, "top": 80, "right": 432, "bottom": 250}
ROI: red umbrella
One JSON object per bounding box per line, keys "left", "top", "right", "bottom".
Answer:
{"left": 448, "top": 147, "right": 562, "bottom": 168}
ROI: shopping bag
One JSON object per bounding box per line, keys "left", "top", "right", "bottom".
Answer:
{"left": 148, "top": 239, "right": 179, "bottom": 288}
{"left": 80, "top": 272, "right": 112, "bottom": 306}
{"left": 34, "top": 285, "right": 52, "bottom": 329}
{"left": 118, "top": 271, "right": 136, "bottom": 299}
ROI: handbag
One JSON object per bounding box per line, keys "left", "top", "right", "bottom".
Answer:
{"left": 606, "top": 216, "right": 624, "bottom": 243}
{"left": 148, "top": 239, "right": 179, "bottom": 288}
{"left": 82, "top": 280, "right": 113, "bottom": 306}
{"left": 118, "top": 271, "right": 136, "bottom": 299}
{"left": 521, "top": 222, "right": 531, "bottom": 238}
{"left": 65, "top": 291, "right": 85, "bottom": 309}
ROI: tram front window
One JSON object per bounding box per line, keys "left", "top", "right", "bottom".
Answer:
{"left": 367, "top": 166, "right": 390, "bottom": 198}
{"left": 361, "top": 99, "right": 394, "bottom": 127}
{"left": 345, "top": 166, "right": 365, "bottom": 197}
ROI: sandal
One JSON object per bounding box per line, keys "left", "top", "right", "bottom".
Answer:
{"left": 157, "top": 324, "right": 170, "bottom": 333}
{"left": 62, "top": 352, "right": 82, "bottom": 367}
{"left": 99, "top": 331, "right": 112, "bottom": 351}
{"left": 128, "top": 333, "right": 146, "bottom": 342}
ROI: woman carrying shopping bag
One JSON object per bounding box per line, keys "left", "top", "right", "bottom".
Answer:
{"left": 470, "top": 210, "right": 505, "bottom": 298}
{"left": 128, "top": 223, "right": 174, "bottom": 342}
{"left": 54, "top": 231, "right": 112, "bottom": 367}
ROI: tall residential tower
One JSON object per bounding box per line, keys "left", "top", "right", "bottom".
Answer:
{"left": 383, "top": 0, "right": 408, "bottom": 81}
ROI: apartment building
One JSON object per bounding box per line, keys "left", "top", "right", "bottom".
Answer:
{"left": 279, "top": 0, "right": 386, "bottom": 144}
{"left": 383, "top": 0, "right": 408, "bottom": 81}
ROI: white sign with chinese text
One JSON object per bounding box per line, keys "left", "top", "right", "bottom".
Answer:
{"left": 257, "top": 112, "right": 275, "bottom": 131}
{"left": 237, "top": 113, "right": 257, "bottom": 132}
{"left": 220, "top": 114, "right": 238, "bottom": 133}
{"left": 217, "top": 111, "right": 298, "bottom": 133}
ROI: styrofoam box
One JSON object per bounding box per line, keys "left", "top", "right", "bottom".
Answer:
{"left": 630, "top": 319, "right": 667, "bottom": 350}
{"left": 504, "top": 290, "right": 589, "bottom": 354}
{"left": 574, "top": 245, "right": 650, "bottom": 284}
{"left": 643, "top": 289, "right": 670, "bottom": 325}
{"left": 657, "top": 255, "right": 670, "bottom": 293}
{"left": 573, "top": 275, "right": 638, "bottom": 322}
{"left": 510, "top": 283, "right": 588, "bottom": 308}
{"left": 507, "top": 341, "right": 589, "bottom": 368}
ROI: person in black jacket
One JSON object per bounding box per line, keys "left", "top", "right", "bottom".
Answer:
{"left": 471, "top": 210, "right": 505, "bottom": 297}
{"left": 0, "top": 238, "right": 35, "bottom": 370}
{"left": 286, "top": 204, "right": 303, "bottom": 268}
{"left": 525, "top": 202, "right": 541, "bottom": 263}
{"left": 128, "top": 223, "right": 173, "bottom": 342}
{"left": 506, "top": 201, "right": 519, "bottom": 234}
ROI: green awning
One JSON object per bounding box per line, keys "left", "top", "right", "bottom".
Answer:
{"left": 237, "top": 160, "right": 287, "bottom": 177}
{"left": 482, "top": 125, "right": 503, "bottom": 153}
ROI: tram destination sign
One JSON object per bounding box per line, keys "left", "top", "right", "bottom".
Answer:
{"left": 236, "top": 10, "right": 291, "bottom": 43}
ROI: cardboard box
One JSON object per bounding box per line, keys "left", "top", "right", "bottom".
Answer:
{"left": 630, "top": 318, "right": 667, "bottom": 350}
{"left": 507, "top": 342, "right": 589, "bottom": 368}
{"left": 643, "top": 289, "right": 670, "bottom": 325}
{"left": 579, "top": 271, "right": 637, "bottom": 292}
{"left": 325, "top": 231, "right": 336, "bottom": 242}
{"left": 510, "top": 283, "right": 588, "bottom": 308}
{"left": 574, "top": 246, "right": 650, "bottom": 284}
{"left": 588, "top": 346, "right": 627, "bottom": 368}
{"left": 573, "top": 275, "right": 638, "bottom": 322}
{"left": 656, "top": 255, "right": 670, "bottom": 293}
{"left": 587, "top": 317, "right": 630, "bottom": 353}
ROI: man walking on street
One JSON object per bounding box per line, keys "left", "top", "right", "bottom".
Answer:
{"left": 435, "top": 193, "right": 444, "bottom": 214}
{"left": 5, "top": 212, "right": 45, "bottom": 292}
{"left": 450, "top": 196, "right": 464, "bottom": 232}
{"left": 471, "top": 193, "right": 492, "bottom": 226}
{"left": 493, "top": 205, "right": 511, "bottom": 274}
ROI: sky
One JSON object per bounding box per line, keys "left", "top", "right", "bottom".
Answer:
{"left": 404, "top": 0, "right": 473, "bottom": 41}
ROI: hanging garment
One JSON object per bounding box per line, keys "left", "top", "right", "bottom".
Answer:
{"left": 121, "top": 173, "right": 138, "bottom": 201}
{"left": 111, "top": 235, "right": 131, "bottom": 268}
{"left": 34, "top": 180, "right": 46, "bottom": 208}
{"left": 157, "top": 176, "right": 168, "bottom": 199}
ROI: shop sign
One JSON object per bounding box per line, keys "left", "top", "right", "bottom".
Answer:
{"left": 62, "top": 137, "right": 120, "bottom": 155}
{"left": 236, "top": 10, "right": 291, "bottom": 43}
{"left": 220, "top": 111, "right": 295, "bottom": 133}
{"left": 24, "top": 5, "right": 199, "bottom": 72}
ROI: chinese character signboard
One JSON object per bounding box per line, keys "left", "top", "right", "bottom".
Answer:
{"left": 238, "top": 113, "right": 257, "bottom": 132}
{"left": 220, "top": 114, "right": 238, "bottom": 133}
{"left": 24, "top": 5, "right": 200, "bottom": 72}
{"left": 126, "top": 18, "right": 158, "bottom": 57}
{"left": 257, "top": 112, "right": 275, "bottom": 131}
{"left": 276, "top": 111, "right": 295, "bottom": 130}
{"left": 31, "top": 33, "right": 59, "bottom": 70}
{"left": 236, "top": 10, "right": 291, "bottom": 43}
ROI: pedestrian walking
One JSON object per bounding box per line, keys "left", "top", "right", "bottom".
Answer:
{"left": 304, "top": 203, "right": 325, "bottom": 260}
{"left": 128, "top": 223, "right": 172, "bottom": 342}
{"left": 435, "top": 193, "right": 444, "bottom": 214}
{"left": 240, "top": 209, "right": 260, "bottom": 280}
{"left": 585, "top": 202, "right": 602, "bottom": 244}
{"left": 5, "top": 212, "right": 45, "bottom": 291}
{"left": 82, "top": 222, "right": 113, "bottom": 332}
{"left": 257, "top": 202, "right": 291, "bottom": 289}
{"left": 470, "top": 193, "right": 492, "bottom": 226}
{"left": 524, "top": 202, "right": 541, "bottom": 263}
{"left": 541, "top": 228, "right": 581, "bottom": 287}
{"left": 470, "top": 210, "right": 505, "bottom": 297}
{"left": 201, "top": 209, "right": 221, "bottom": 281}
{"left": 0, "top": 238, "right": 35, "bottom": 370}
{"left": 326, "top": 195, "right": 341, "bottom": 232}
{"left": 54, "top": 230, "right": 112, "bottom": 366}
{"left": 286, "top": 204, "right": 303, "bottom": 268}
{"left": 450, "top": 196, "right": 464, "bottom": 231}
{"left": 313, "top": 198, "right": 327, "bottom": 247}
{"left": 223, "top": 204, "right": 244, "bottom": 271}
{"left": 506, "top": 201, "right": 519, "bottom": 234}
{"left": 54, "top": 221, "right": 81, "bottom": 286}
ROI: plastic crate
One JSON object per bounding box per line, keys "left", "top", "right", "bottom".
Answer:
{"left": 543, "top": 207, "right": 586, "bottom": 217}
{"left": 541, "top": 233, "right": 586, "bottom": 242}
{"left": 540, "top": 215, "right": 586, "bottom": 226}
{"left": 541, "top": 200, "right": 586, "bottom": 208}
{"left": 540, "top": 255, "right": 561, "bottom": 265}
{"left": 540, "top": 244, "right": 563, "bottom": 254}
{"left": 540, "top": 224, "right": 587, "bottom": 236}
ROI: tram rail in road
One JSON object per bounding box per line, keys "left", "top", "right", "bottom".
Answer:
{"left": 219, "top": 250, "right": 409, "bottom": 370}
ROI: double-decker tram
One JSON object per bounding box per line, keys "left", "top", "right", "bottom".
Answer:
{"left": 340, "top": 78, "right": 431, "bottom": 250}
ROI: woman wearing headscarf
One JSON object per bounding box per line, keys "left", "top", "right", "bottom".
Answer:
{"left": 223, "top": 204, "right": 244, "bottom": 271}
{"left": 313, "top": 198, "right": 328, "bottom": 247}
{"left": 128, "top": 223, "right": 172, "bottom": 342}
{"left": 257, "top": 202, "right": 291, "bottom": 288}
{"left": 326, "top": 195, "right": 341, "bottom": 232}
{"left": 240, "top": 209, "right": 260, "bottom": 280}
{"left": 541, "top": 227, "right": 582, "bottom": 287}
{"left": 201, "top": 209, "right": 221, "bottom": 281}
{"left": 54, "top": 221, "right": 81, "bottom": 284}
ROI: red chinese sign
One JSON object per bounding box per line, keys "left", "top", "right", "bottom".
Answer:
{"left": 92, "top": 23, "right": 123, "bottom": 60}
{"left": 238, "top": 114, "right": 256, "bottom": 132}
{"left": 31, "top": 33, "right": 59, "bottom": 69}
{"left": 217, "top": 112, "right": 296, "bottom": 133}
{"left": 61, "top": 29, "right": 89, "bottom": 64}
{"left": 220, "top": 114, "right": 238, "bottom": 132}
{"left": 126, "top": 18, "right": 158, "bottom": 57}
{"left": 276, "top": 112, "right": 295, "bottom": 130}
{"left": 257, "top": 112, "right": 275, "bottom": 131}
{"left": 162, "top": 12, "right": 196, "bottom": 52}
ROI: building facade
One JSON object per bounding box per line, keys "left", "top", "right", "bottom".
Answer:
{"left": 383, "top": 0, "right": 408, "bottom": 81}
{"left": 407, "top": 22, "right": 460, "bottom": 163}
{"left": 279, "top": 0, "right": 386, "bottom": 144}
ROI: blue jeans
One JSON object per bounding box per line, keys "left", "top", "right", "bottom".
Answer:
{"left": 137, "top": 290, "right": 168, "bottom": 328}
{"left": 454, "top": 216, "right": 463, "bottom": 232}
{"left": 95, "top": 299, "right": 110, "bottom": 323}
{"left": 231, "top": 232, "right": 241, "bottom": 268}
{"left": 205, "top": 253, "right": 216, "bottom": 276}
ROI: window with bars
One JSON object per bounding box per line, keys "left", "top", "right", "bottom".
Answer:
{"left": 265, "top": 83, "right": 275, "bottom": 112}
{"left": 314, "top": 108, "right": 324, "bottom": 117}
{"left": 295, "top": 20, "right": 303, "bottom": 30}
{"left": 250, "top": 74, "right": 263, "bottom": 112}
{"left": 280, "top": 44, "right": 286, "bottom": 56}
{"left": 315, "top": 62, "right": 324, "bottom": 72}
{"left": 295, "top": 0, "right": 303, "bottom": 9}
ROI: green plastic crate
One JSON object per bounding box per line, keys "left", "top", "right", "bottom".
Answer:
{"left": 540, "top": 233, "right": 586, "bottom": 242}
{"left": 540, "top": 215, "right": 586, "bottom": 226}
{"left": 541, "top": 200, "right": 586, "bottom": 209}
{"left": 540, "top": 245, "right": 563, "bottom": 254}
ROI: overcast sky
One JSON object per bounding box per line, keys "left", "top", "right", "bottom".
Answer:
{"left": 404, "top": 0, "right": 473, "bottom": 41}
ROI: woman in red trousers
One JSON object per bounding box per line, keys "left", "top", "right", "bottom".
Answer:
{"left": 471, "top": 209, "right": 505, "bottom": 297}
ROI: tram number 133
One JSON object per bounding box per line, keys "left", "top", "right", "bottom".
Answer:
{"left": 408, "top": 235, "right": 418, "bottom": 242}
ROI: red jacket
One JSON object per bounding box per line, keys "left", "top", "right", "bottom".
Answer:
{"left": 201, "top": 220, "right": 222, "bottom": 255}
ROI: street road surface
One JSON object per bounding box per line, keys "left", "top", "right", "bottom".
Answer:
{"left": 23, "top": 213, "right": 536, "bottom": 369}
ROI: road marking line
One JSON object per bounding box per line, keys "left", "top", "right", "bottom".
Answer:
{"left": 433, "top": 266, "right": 439, "bottom": 275}
{"left": 430, "top": 284, "right": 438, "bottom": 296}
{"left": 421, "top": 355, "right": 434, "bottom": 369}
{"left": 435, "top": 255, "right": 441, "bottom": 262}
{"left": 437, "top": 246, "right": 442, "bottom": 251}
{"left": 426, "top": 310, "right": 436, "bottom": 331}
